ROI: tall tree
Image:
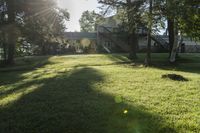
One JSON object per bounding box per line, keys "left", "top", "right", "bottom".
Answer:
{"left": 79, "top": 10, "right": 103, "bottom": 32}
{"left": 154, "top": 0, "right": 199, "bottom": 62}
{"left": 4, "top": 0, "right": 17, "bottom": 64}
{"left": 0, "top": 0, "right": 69, "bottom": 63}
{"left": 21, "top": 7, "right": 69, "bottom": 55}
{"left": 178, "top": 0, "right": 200, "bottom": 41}
{"left": 165, "top": 0, "right": 200, "bottom": 62}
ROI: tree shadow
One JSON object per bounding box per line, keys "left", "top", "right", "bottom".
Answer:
{"left": 0, "top": 72, "right": 25, "bottom": 86}
{"left": 129, "top": 54, "right": 200, "bottom": 74}
{"left": 0, "top": 56, "right": 52, "bottom": 72}
{"left": 104, "top": 53, "right": 200, "bottom": 74}
{"left": 106, "top": 54, "right": 131, "bottom": 63}
{"left": 151, "top": 63, "right": 200, "bottom": 74}
{"left": 0, "top": 56, "right": 52, "bottom": 86}
{"left": 0, "top": 67, "right": 176, "bottom": 133}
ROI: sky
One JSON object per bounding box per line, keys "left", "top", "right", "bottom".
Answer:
{"left": 57, "top": 0, "right": 100, "bottom": 32}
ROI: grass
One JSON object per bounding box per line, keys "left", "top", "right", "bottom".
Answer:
{"left": 0, "top": 53, "right": 200, "bottom": 133}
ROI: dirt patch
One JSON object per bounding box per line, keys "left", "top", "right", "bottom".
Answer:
{"left": 162, "top": 74, "right": 189, "bottom": 81}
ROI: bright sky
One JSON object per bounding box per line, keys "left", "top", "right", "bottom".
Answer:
{"left": 57, "top": 0, "right": 100, "bottom": 32}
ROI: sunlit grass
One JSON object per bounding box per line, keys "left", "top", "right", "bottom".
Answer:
{"left": 0, "top": 84, "right": 43, "bottom": 106}
{"left": 0, "top": 54, "right": 199, "bottom": 133}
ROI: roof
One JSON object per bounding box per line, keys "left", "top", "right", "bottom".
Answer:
{"left": 64, "top": 32, "right": 97, "bottom": 40}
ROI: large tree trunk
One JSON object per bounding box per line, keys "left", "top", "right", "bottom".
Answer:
{"left": 3, "top": 42, "right": 7, "bottom": 64}
{"left": 6, "top": 0, "right": 17, "bottom": 64}
{"left": 7, "top": 44, "right": 15, "bottom": 64}
{"left": 127, "top": 0, "right": 138, "bottom": 60}
{"left": 129, "top": 33, "right": 138, "bottom": 59}
{"left": 169, "top": 20, "right": 179, "bottom": 63}
{"left": 145, "top": 0, "right": 153, "bottom": 66}
{"left": 41, "top": 42, "right": 48, "bottom": 55}
{"left": 42, "top": 43, "right": 46, "bottom": 55}
{"left": 6, "top": 24, "right": 18, "bottom": 64}
{"left": 146, "top": 28, "right": 152, "bottom": 65}
{"left": 0, "top": 32, "right": 7, "bottom": 64}
{"left": 167, "top": 18, "right": 174, "bottom": 56}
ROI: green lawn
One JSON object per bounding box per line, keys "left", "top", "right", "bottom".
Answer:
{"left": 0, "top": 54, "right": 200, "bottom": 133}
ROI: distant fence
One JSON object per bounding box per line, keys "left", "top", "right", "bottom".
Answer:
{"left": 64, "top": 32, "right": 97, "bottom": 40}
{"left": 185, "top": 45, "right": 200, "bottom": 53}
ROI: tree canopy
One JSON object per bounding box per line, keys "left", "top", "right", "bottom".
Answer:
{"left": 98, "top": 0, "right": 200, "bottom": 63}
{"left": 0, "top": 0, "right": 70, "bottom": 63}
{"left": 79, "top": 10, "right": 104, "bottom": 32}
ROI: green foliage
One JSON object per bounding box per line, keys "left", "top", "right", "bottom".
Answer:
{"left": 153, "top": 0, "right": 199, "bottom": 39}
{"left": 98, "top": 0, "right": 146, "bottom": 33}
{"left": 79, "top": 10, "right": 104, "bottom": 32}
{"left": 178, "top": 0, "right": 200, "bottom": 40}
{"left": 0, "top": 0, "right": 70, "bottom": 59}
{"left": 99, "top": 0, "right": 199, "bottom": 39}
{"left": 20, "top": 1, "right": 70, "bottom": 55}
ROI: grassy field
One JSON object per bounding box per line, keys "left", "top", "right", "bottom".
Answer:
{"left": 0, "top": 54, "right": 200, "bottom": 133}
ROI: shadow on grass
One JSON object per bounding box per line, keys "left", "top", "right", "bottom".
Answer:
{"left": 73, "top": 62, "right": 131, "bottom": 68}
{"left": 128, "top": 53, "right": 200, "bottom": 74}
{"left": 152, "top": 63, "right": 200, "bottom": 74}
{"left": 0, "top": 56, "right": 53, "bottom": 72}
{"left": 106, "top": 54, "right": 131, "bottom": 62}
{"left": 0, "top": 67, "right": 176, "bottom": 133}
{"left": 0, "top": 56, "right": 52, "bottom": 86}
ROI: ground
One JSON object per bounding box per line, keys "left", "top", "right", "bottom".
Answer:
{"left": 0, "top": 54, "right": 199, "bottom": 133}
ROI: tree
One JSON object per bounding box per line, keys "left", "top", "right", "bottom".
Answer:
{"left": 0, "top": 0, "right": 69, "bottom": 63}
{"left": 164, "top": 0, "right": 200, "bottom": 63}
{"left": 178, "top": 0, "right": 200, "bottom": 41}
{"left": 79, "top": 10, "right": 103, "bottom": 32}
{"left": 21, "top": 7, "right": 69, "bottom": 55}
{"left": 99, "top": 0, "right": 199, "bottom": 63}
{"left": 147, "top": 0, "right": 199, "bottom": 63}
{"left": 3, "top": 0, "right": 18, "bottom": 64}
{"left": 0, "top": 0, "right": 7, "bottom": 63}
